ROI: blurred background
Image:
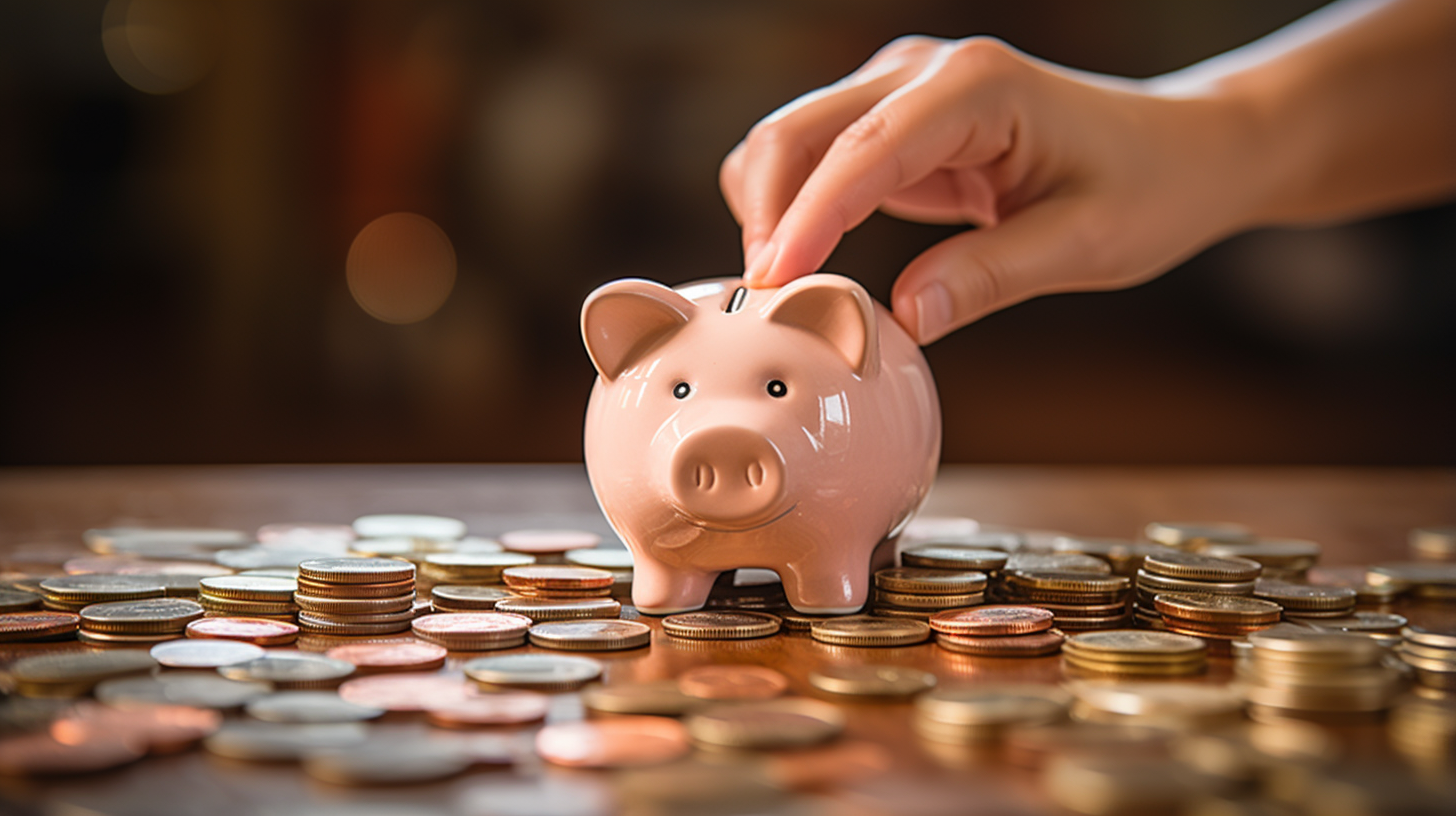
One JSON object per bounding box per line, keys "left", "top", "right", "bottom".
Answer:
{"left": 1, "top": 0, "right": 1452, "bottom": 467}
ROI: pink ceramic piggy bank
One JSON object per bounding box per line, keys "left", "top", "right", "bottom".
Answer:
{"left": 580, "top": 273, "right": 941, "bottom": 614}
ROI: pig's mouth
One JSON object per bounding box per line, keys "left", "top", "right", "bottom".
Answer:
{"left": 681, "top": 502, "right": 798, "bottom": 534}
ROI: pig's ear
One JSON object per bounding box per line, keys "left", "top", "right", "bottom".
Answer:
{"left": 581, "top": 279, "right": 697, "bottom": 381}
{"left": 761, "top": 274, "right": 879, "bottom": 378}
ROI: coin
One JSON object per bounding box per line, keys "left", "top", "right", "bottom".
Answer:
{"left": 1007, "top": 572, "right": 1131, "bottom": 593}
{"left": 425, "top": 692, "right": 551, "bottom": 728}
{"left": 185, "top": 616, "right": 299, "bottom": 645}
{"left": 1402, "top": 624, "right": 1456, "bottom": 650}
{"left": 499, "top": 529, "right": 601, "bottom": 554}
{"left": 581, "top": 681, "right": 701, "bottom": 716}
{"left": 39, "top": 575, "right": 167, "bottom": 608}
{"left": 1151, "top": 592, "right": 1282, "bottom": 624}
{"left": 808, "top": 665, "right": 937, "bottom": 698}
{"left": 422, "top": 552, "right": 536, "bottom": 577}
{"left": 810, "top": 616, "right": 929, "bottom": 647}
{"left": 1135, "top": 570, "right": 1255, "bottom": 595}
{"left": 294, "top": 593, "right": 415, "bottom": 615}
{"left": 936, "top": 629, "right": 1065, "bottom": 657}
{"left": 687, "top": 699, "right": 845, "bottom": 749}
{"left": 84, "top": 527, "right": 249, "bottom": 554}
{"left": 1067, "top": 681, "right": 1243, "bottom": 728}
{"left": 430, "top": 585, "right": 515, "bottom": 611}
{"left": 204, "top": 721, "right": 370, "bottom": 761}
{"left": 678, "top": 665, "right": 788, "bottom": 700}
{"left": 485, "top": 596, "right": 622, "bottom": 624}
{"left": 0, "top": 728, "right": 144, "bottom": 775}
{"left": 1064, "top": 630, "right": 1207, "bottom": 660}
{"left": 79, "top": 598, "right": 205, "bottom": 633}
{"left": 1005, "top": 553, "right": 1114, "bottom": 575}
{"left": 10, "top": 650, "right": 158, "bottom": 696}
{"left": 1253, "top": 579, "right": 1357, "bottom": 612}
{"left": 199, "top": 596, "right": 299, "bottom": 616}
{"left": 338, "top": 673, "right": 478, "bottom": 711}
{"left": 463, "top": 654, "right": 603, "bottom": 691}
{"left": 1143, "top": 551, "right": 1262, "bottom": 582}
{"left": 871, "top": 589, "right": 985, "bottom": 610}
{"left": 1410, "top": 526, "right": 1456, "bottom": 559}
{"left": 149, "top": 638, "right": 264, "bottom": 668}
{"left": 1198, "top": 538, "right": 1321, "bottom": 570}
{"left": 199, "top": 575, "right": 299, "bottom": 601}
{"left": 95, "top": 671, "right": 271, "bottom": 709}
{"left": 299, "top": 557, "right": 415, "bottom": 584}
{"left": 0, "top": 611, "right": 80, "bottom": 641}
{"left": 528, "top": 620, "right": 650, "bottom": 651}
{"left": 0, "top": 588, "right": 44, "bottom": 612}
{"left": 566, "top": 548, "right": 634, "bottom": 569}
{"left": 901, "top": 547, "right": 1008, "bottom": 571}
{"left": 353, "top": 514, "right": 466, "bottom": 540}
{"left": 1144, "top": 521, "right": 1252, "bottom": 547}
{"left": 53, "top": 701, "right": 222, "bottom": 755}
{"left": 411, "top": 612, "right": 533, "bottom": 649}
{"left": 913, "top": 685, "right": 1070, "bottom": 743}
{"left": 502, "top": 565, "right": 615, "bottom": 591}
{"left": 219, "top": 653, "right": 356, "bottom": 689}
{"left": 296, "top": 576, "right": 416, "bottom": 598}
{"left": 661, "top": 611, "right": 781, "bottom": 640}
{"left": 929, "top": 606, "right": 1055, "bottom": 636}
{"left": 324, "top": 641, "right": 447, "bottom": 672}
{"left": 873, "top": 568, "right": 987, "bottom": 595}
{"left": 537, "top": 716, "right": 690, "bottom": 768}
{"left": 246, "top": 691, "right": 385, "bottom": 723}
{"left": 304, "top": 742, "right": 474, "bottom": 785}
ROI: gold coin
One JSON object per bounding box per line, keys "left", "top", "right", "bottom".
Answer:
{"left": 502, "top": 565, "right": 615, "bottom": 591}
{"left": 527, "top": 619, "right": 650, "bottom": 651}
{"left": 1402, "top": 624, "right": 1456, "bottom": 650}
{"left": 686, "top": 699, "right": 845, "bottom": 749}
{"left": 197, "top": 576, "right": 298, "bottom": 602}
{"left": 873, "top": 568, "right": 986, "bottom": 595}
{"left": 1152, "top": 592, "right": 1282, "bottom": 624}
{"left": 200, "top": 596, "right": 299, "bottom": 616}
{"left": 871, "top": 589, "right": 984, "bottom": 610}
{"left": 292, "top": 593, "right": 415, "bottom": 615}
{"left": 40, "top": 575, "right": 167, "bottom": 604}
{"left": 79, "top": 598, "right": 205, "bottom": 634}
{"left": 493, "top": 596, "right": 622, "bottom": 623}
{"left": 661, "top": 610, "right": 781, "bottom": 640}
{"left": 1253, "top": 579, "right": 1357, "bottom": 611}
{"left": 1063, "top": 630, "right": 1207, "bottom": 661}
{"left": 914, "top": 685, "right": 1069, "bottom": 735}
{"left": 582, "top": 681, "right": 701, "bottom": 716}
{"left": 1007, "top": 571, "right": 1130, "bottom": 594}
{"left": 867, "top": 606, "right": 932, "bottom": 621}
{"left": 294, "top": 576, "right": 415, "bottom": 599}
{"left": 429, "top": 585, "right": 515, "bottom": 610}
{"left": 1143, "top": 551, "right": 1261, "bottom": 583}
{"left": 1135, "top": 570, "right": 1255, "bottom": 595}
{"left": 1062, "top": 654, "right": 1207, "bottom": 677}
{"left": 900, "top": 547, "right": 1008, "bottom": 571}
{"left": 809, "top": 615, "right": 929, "bottom": 647}
{"left": 1144, "top": 521, "right": 1251, "bottom": 548}
{"left": 297, "top": 557, "right": 415, "bottom": 585}
{"left": 808, "top": 665, "right": 937, "bottom": 697}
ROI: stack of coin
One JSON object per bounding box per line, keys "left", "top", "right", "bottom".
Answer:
{"left": 502, "top": 566, "right": 616, "bottom": 599}
{"left": 37, "top": 575, "right": 166, "bottom": 612}
{"left": 76, "top": 598, "right": 204, "bottom": 647}
{"left": 1133, "top": 551, "right": 1260, "bottom": 628}
{"left": 1237, "top": 625, "right": 1402, "bottom": 720}
{"left": 809, "top": 616, "right": 929, "bottom": 648}
{"left": 1197, "top": 538, "right": 1321, "bottom": 582}
{"left": 1151, "top": 593, "right": 1281, "bottom": 650}
{"left": 294, "top": 558, "right": 416, "bottom": 636}
{"left": 1410, "top": 526, "right": 1456, "bottom": 562}
{"left": 930, "top": 606, "right": 1063, "bottom": 657}
{"left": 1396, "top": 625, "right": 1456, "bottom": 693}
{"left": 869, "top": 567, "right": 986, "bottom": 620}
{"left": 199, "top": 576, "right": 299, "bottom": 621}
{"left": 1253, "top": 579, "right": 1355, "bottom": 621}
{"left": 1062, "top": 630, "right": 1208, "bottom": 677}
{"left": 999, "top": 572, "right": 1131, "bottom": 631}
{"left": 418, "top": 553, "right": 533, "bottom": 590}
{"left": 429, "top": 585, "right": 515, "bottom": 613}
{"left": 1366, "top": 562, "right": 1456, "bottom": 602}
{"left": 913, "top": 685, "right": 1070, "bottom": 745}
{"left": 1143, "top": 521, "right": 1252, "bottom": 550}
{"left": 901, "top": 547, "right": 1008, "bottom": 579}
{"left": 411, "top": 611, "right": 532, "bottom": 650}
{"left": 565, "top": 548, "right": 634, "bottom": 600}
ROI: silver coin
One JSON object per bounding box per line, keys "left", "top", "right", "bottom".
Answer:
{"left": 219, "top": 653, "right": 356, "bottom": 686}
{"left": 463, "top": 654, "right": 602, "bottom": 689}
{"left": 38, "top": 574, "right": 167, "bottom": 599}
{"left": 246, "top": 691, "right": 385, "bottom": 723}
{"left": 150, "top": 639, "right": 265, "bottom": 668}
{"left": 303, "top": 743, "right": 472, "bottom": 785}
{"left": 204, "top": 721, "right": 369, "bottom": 761}
{"left": 95, "top": 671, "right": 271, "bottom": 709}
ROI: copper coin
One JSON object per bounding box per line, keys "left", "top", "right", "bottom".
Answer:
{"left": 661, "top": 610, "right": 781, "bottom": 640}
{"left": 53, "top": 701, "right": 222, "bottom": 754}
{"left": 678, "top": 665, "right": 789, "bottom": 700}
{"left": 337, "top": 672, "right": 478, "bottom": 712}
{"left": 935, "top": 629, "right": 1066, "bottom": 657}
{"left": 150, "top": 639, "right": 265, "bottom": 668}
{"left": 325, "top": 642, "right": 447, "bottom": 672}
{"left": 502, "top": 566, "right": 615, "bottom": 590}
{"left": 535, "top": 716, "right": 690, "bottom": 768}
{"left": 499, "top": 529, "right": 601, "bottom": 554}
{"left": 930, "top": 606, "right": 1055, "bottom": 636}
{"left": 411, "top": 612, "right": 532, "bottom": 642}
{"left": 0, "top": 729, "right": 144, "bottom": 775}
{"left": 0, "top": 611, "right": 80, "bottom": 641}
{"left": 425, "top": 691, "right": 551, "bottom": 728}
{"left": 185, "top": 616, "right": 299, "bottom": 645}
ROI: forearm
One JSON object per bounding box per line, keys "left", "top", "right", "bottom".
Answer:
{"left": 1152, "top": 0, "right": 1456, "bottom": 228}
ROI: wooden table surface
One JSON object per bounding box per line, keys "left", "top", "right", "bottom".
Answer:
{"left": 1, "top": 464, "right": 1454, "bottom": 816}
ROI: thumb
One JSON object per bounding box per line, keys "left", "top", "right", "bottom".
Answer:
{"left": 891, "top": 195, "right": 1110, "bottom": 343}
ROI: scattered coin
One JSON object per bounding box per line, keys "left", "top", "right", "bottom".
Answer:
{"left": 411, "top": 612, "right": 532, "bottom": 650}
{"left": 1254, "top": 579, "right": 1357, "bottom": 616}
{"left": 808, "top": 665, "right": 937, "bottom": 698}
{"left": 463, "top": 654, "right": 603, "bottom": 692}
{"left": 810, "top": 616, "right": 929, "bottom": 647}
{"left": 185, "top": 616, "right": 299, "bottom": 645}
{"left": 338, "top": 673, "right": 478, "bottom": 711}
{"left": 79, "top": 598, "right": 205, "bottom": 634}
{"left": 913, "top": 685, "right": 1070, "bottom": 744}
{"left": 324, "top": 641, "right": 447, "bottom": 672}
{"left": 1067, "top": 681, "right": 1244, "bottom": 729}
{"left": 0, "top": 611, "right": 80, "bottom": 642}
{"left": 10, "top": 650, "right": 158, "bottom": 697}
{"left": 425, "top": 692, "right": 551, "bottom": 728}
{"left": 53, "top": 701, "right": 222, "bottom": 754}
{"left": 204, "top": 721, "right": 370, "bottom": 761}
{"left": 0, "top": 588, "right": 44, "bottom": 613}
{"left": 303, "top": 742, "right": 474, "bottom": 785}
{"left": 246, "top": 691, "right": 385, "bottom": 723}
{"left": 581, "top": 681, "right": 701, "bottom": 716}
{"left": 528, "top": 619, "right": 650, "bottom": 651}
{"left": 537, "top": 716, "right": 690, "bottom": 768}
{"left": 678, "top": 665, "right": 788, "bottom": 700}
{"left": 0, "top": 727, "right": 144, "bottom": 775}
{"left": 687, "top": 699, "right": 846, "bottom": 749}
{"left": 929, "top": 606, "right": 1054, "bottom": 636}
{"left": 38, "top": 575, "right": 167, "bottom": 611}
{"left": 353, "top": 514, "right": 466, "bottom": 541}
{"left": 149, "top": 638, "right": 264, "bottom": 668}
{"left": 1143, "top": 551, "right": 1262, "bottom": 583}
{"left": 95, "top": 671, "right": 271, "bottom": 709}
{"left": 219, "top": 653, "right": 356, "bottom": 689}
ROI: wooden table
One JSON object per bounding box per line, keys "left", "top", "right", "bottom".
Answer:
{"left": 1, "top": 464, "right": 1454, "bottom": 815}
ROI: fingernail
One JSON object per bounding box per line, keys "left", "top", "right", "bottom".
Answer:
{"left": 744, "top": 239, "right": 766, "bottom": 270}
{"left": 744, "top": 241, "right": 778, "bottom": 285}
{"left": 914, "top": 281, "right": 954, "bottom": 343}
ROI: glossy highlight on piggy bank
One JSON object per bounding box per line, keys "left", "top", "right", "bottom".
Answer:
{"left": 581, "top": 274, "right": 941, "bottom": 614}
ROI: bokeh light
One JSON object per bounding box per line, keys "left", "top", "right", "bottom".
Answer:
{"left": 346, "top": 213, "right": 458, "bottom": 325}
{"left": 101, "top": 0, "right": 215, "bottom": 95}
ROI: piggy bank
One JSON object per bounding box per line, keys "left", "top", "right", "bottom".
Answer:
{"left": 580, "top": 274, "right": 941, "bottom": 614}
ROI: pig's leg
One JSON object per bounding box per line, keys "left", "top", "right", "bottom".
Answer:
{"left": 629, "top": 559, "right": 717, "bottom": 615}
{"left": 780, "top": 557, "right": 868, "bottom": 615}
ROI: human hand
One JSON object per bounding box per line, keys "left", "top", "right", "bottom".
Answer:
{"left": 720, "top": 36, "right": 1266, "bottom": 344}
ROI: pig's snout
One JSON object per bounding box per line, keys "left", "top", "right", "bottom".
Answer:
{"left": 669, "top": 426, "right": 787, "bottom": 528}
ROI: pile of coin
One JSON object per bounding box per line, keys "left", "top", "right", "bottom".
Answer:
{"left": 1196, "top": 538, "right": 1321, "bottom": 582}
{"left": 1134, "top": 551, "right": 1260, "bottom": 628}
{"left": 199, "top": 576, "right": 298, "bottom": 621}
{"left": 1237, "top": 625, "right": 1403, "bottom": 719}
{"left": 1062, "top": 630, "right": 1208, "bottom": 677}
{"left": 1152, "top": 592, "right": 1281, "bottom": 647}
{"left": 913, "top": 685, "right": 1070, "bottom": 745}
{"left": 1396, "top": 624, "right": 1456, "bottom": 693}
{"left": 929, "top": 606, "right": 1063, "bottom": 657}
{"left": 1000, "top": 571, "right": 1131, "bottom": 632}
{"left": 869, "top": 567, "right": 986, "bottom": 621}
{"left": 901, "top": 547, "right": 1007, "bottom": 580}
{"left": 294, "top": 558, "right": 416, "bottom": 636}
{"left": 76, "top": 598, "right": 204, "bottom": 647}
{"left": 1253, "top": 578, "right": 1355, "bottom": 620}
{"left": 37, "top": 575, "right": 166, "bottom": 612}
{"left": 418, "top": 553, "right": 534, "bottom": 590}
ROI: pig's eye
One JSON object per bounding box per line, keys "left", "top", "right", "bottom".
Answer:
{"left": 672, "top": 382, "right": 691, "bottom": 399}
{"left": 766, "top": 379, "right": 788, "bottom": 398}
